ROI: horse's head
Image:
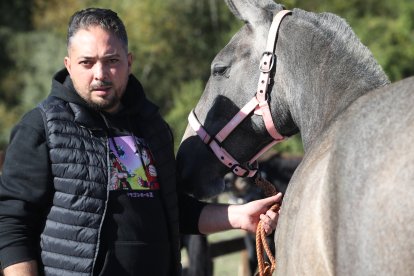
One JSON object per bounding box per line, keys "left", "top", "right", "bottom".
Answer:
{"left": 177, "top": 0, "right": 388, "bottom": 199}
{"left": 177, "top": 0, "right": 297, "bottom": 198}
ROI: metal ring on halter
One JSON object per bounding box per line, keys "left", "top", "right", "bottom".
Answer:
{"left": 231, "top": 164, "right": 250, "bottom": 177}
{"left": 247, "top": 160, "right": 259, "bottom": 171}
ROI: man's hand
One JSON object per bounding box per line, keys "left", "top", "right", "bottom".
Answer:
{"left": 231, "top": 193, "right": 282, "bottom": 235}
{"left": 198, "top": 193, "right": 283, "bottom": 235}
{"left": 3, "top": 260, "right": 38, "bottom": 276}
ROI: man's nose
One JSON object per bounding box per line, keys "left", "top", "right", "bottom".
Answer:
{"left": 94, "top": 62, "right": 108, "bottom": 80}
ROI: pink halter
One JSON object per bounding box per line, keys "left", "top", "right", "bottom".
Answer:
{"left": 188, "top": 10, "right": 292, "bottom": 177}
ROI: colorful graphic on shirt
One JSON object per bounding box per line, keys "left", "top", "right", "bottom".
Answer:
{"left": 109, "top": 136, "right": 160, "bottom": 191}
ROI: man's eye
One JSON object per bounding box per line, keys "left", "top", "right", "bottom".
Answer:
{"left": 109, "top": 59, "right": 119, "bottom": 64}
{"left": 80, "top": 60, "right": 92, "bottom": 65}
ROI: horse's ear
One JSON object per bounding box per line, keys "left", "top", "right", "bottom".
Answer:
{"left": 224, "top": 0, "right": 284, "bottom": 25}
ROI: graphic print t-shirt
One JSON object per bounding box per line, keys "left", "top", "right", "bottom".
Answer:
{"left": 96, "top": 135, "right": 171, "bottom": 276}
{"left": 108, "top": 136, "right": 160, "bottom": 192}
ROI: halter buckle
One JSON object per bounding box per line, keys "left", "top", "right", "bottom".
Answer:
{"left": 230, "top": 160, "right": 259, "bottom": 177}
{"left": 259, "top": 52, "right": 276, "bottom": 73}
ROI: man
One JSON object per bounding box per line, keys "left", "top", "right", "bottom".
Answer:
{"left": 0, "top": 8, "right": 281, "bottom": 276}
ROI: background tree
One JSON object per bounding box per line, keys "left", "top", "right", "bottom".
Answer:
{"left": 0, "top": 0, "right": 36, "bottom": 146}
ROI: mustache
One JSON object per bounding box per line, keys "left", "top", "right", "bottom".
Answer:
{"left": 90, "top": 81, "right": 113, "bottom": 90}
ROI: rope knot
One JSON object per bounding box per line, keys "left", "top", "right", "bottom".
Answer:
{"left": 255, "top": 261, "right": 273, "bottom": 276}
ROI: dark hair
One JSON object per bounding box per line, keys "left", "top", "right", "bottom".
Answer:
{"left": 67, "top": 8, "right": 128, "bottom": 52}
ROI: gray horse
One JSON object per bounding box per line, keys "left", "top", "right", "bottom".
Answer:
{"left": 177, "top": 0, "right": 414, "bottom": 275}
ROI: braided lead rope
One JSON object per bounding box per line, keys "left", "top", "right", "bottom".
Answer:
{"left": 254, "top": 175, "right": 281, "bottom": 276}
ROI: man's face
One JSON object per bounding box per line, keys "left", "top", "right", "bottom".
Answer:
{"left": 64, "top": 26, "right": 132, "bottom": 113}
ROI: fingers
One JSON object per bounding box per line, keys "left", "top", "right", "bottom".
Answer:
{"left": 275, "top": 192, "right": 283, "bottom": 201}
{"left": 265, "top": 192, "right": 283, "bottom": 206}
{"left": 254, "top": 192, "right": 283, "bottom": 234}
{"left": 260, "top": 209, "right": 279, "bottom": 235}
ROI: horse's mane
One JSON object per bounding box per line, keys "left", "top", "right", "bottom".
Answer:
{"left": 292, "top": 8, "right": 390, "bottom": 88}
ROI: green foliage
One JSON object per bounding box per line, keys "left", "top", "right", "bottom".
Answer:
{"left": 0, "top": 28, "right": 19, "bottom": 108}
{"left": 164, "top": 79, "right": 204, "bottom": 151}
{"left": 0, "top": 0, "right": 34, "bottom": 31}
{"left": 0, "top": 103, "right": 19, "bottom": 148}
{"left": 0, "top": 30, "right": 66, "bottom": 144}
{"left": 7, "top": 31, "right": 66, "bottom": 110}
{"left": 274, "top": 134, "right": 304, "bottom": 156}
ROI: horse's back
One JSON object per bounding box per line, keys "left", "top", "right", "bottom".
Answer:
{"left": 275, "top": 77, "right": 414, "bottom": 275}
{"left": 334, "top": 76, "right": 414, "bottom": 275}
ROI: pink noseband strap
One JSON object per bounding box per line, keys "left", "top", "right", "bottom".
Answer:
{"left": 189, "top": 110, "right": 257, "bottom": 177}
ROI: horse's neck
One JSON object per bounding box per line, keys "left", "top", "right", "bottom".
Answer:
{"left": 279, "top": 10, "right": 389, "bottom": 151}
{"left": 294, "top": 81, "right": 370, "bottom": 151}
{"left": 292, "top": 68, "right": 387, "bottom": 152}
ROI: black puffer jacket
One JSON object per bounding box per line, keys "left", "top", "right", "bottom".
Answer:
{"left": 38, "top": 95, "right": 110, "bottom": 275}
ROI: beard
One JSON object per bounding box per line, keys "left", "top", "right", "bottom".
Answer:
{"left": 85, "top": 96, "right": 119, "bottom": 112}
{"left": 73, "top": 80, "right": 127, "bottom": 113}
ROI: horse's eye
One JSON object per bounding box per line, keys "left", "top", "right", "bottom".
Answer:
{"left": 212, "top": 64, "right": 230, "bottom": 78}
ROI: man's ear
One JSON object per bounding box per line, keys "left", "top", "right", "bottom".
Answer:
{"left": 127, "top": 53, "right": 133, "bottom": 74}
{"left": 64, "top": 56, "right": 71, "bottom": 74}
